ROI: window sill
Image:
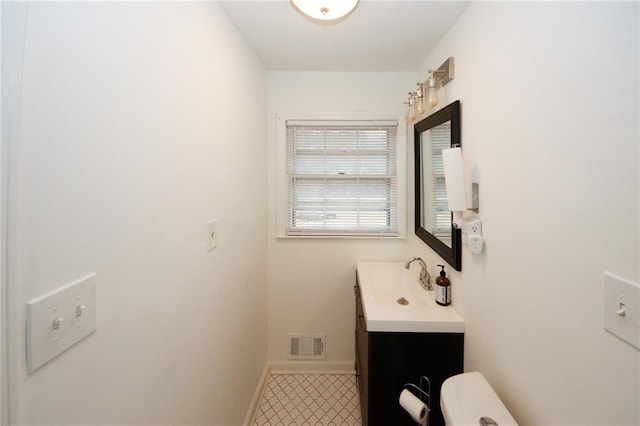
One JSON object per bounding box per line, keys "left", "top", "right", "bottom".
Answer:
{"left": 276, "top": 233, "right": 407, "bottom": 240}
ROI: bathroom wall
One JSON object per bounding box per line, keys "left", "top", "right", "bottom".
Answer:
{"left": 266, "top": 71, "right": 416, "bottom": 363}
{"left": 2, "top": 2, "right": 29, "bottom": 424}
{"left": 12, "top": 2, "right": 267, "bottom": 424}
{"left": 415, "top": 2, "right": 639, "bottom": 425}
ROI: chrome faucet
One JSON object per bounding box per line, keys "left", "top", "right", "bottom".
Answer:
{"left": 404, "top": 257, "right": 432, "bottom": 291}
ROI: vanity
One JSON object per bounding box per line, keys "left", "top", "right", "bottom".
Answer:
{"left": 355, "top": 261, "right": 464, "bottom": 426}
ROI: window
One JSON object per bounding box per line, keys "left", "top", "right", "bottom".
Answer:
{"left": 277, "top": 116, "right": 404, "bottom": 237}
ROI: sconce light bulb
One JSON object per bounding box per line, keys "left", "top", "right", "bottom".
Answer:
{"left": 429, "top": 96, "right": 438, "bottom": 108}
{"left": 416, "top": 83, "right": 425, "bottom": 115}
{"left": 407, "top": 92, "right": 416, "bottom": 121}
{"left": 427, "top": 75, "right": 439, "bottom": 107}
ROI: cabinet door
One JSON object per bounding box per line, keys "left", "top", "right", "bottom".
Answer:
{"left": 368, "top": 332, "right": 464, "bottom": 426}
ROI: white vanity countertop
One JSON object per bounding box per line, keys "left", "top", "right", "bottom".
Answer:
{"left": 357, "top": 261, "right": 465, "bottom": 333}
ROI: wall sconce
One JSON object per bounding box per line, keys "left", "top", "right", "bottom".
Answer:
{"left": 426, "top": 57, "right": 454, "bottom": 108}
{"left": 290, "top": 0, "right": 359, "bottom": 21}
{"left": 404, "top": 57, "right": 454, "bottom": 122}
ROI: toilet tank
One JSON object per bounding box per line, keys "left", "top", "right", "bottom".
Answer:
{"left": 440, "top": 372, "right": 518, "bottom": 426}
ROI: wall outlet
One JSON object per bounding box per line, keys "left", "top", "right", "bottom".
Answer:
{"left": 460, "top": 213, "right": 484, "bottom": 254}
{"left": 468, "top": 235, "right": 484, "bottom": 254}
{"left": 465, "top": 217, "right": 482, "bottom": 236}
{"left": 207, "top": 219, "right": 218, "bottom": 252}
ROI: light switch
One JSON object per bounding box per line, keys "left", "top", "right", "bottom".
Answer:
{"left": 603, "top": 272, "right": 640, "bottom": 350}
{"left": 26, "top": 273, "right": 97, "bottom": 373}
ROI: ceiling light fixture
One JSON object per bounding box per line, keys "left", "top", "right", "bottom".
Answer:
{"left": 290, "top": 0, "right": 359, "bottom": 21}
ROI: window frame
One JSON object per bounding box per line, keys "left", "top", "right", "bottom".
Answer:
{"left": 276, "top": 113, "right": 406, "bottom": 239}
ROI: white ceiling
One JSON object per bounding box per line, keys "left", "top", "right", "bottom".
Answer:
{"left": 218, "top": 0, "right": 470, "bottom": 72}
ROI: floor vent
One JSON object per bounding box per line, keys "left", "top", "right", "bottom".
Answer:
{"left": 288, "top": 333, "right": 326, "bottom": 360}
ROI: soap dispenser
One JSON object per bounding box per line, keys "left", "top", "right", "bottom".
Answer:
{"left": 435, "top": 264, "right": 451, "bottom": 306}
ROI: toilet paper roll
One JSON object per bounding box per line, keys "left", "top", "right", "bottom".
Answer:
{"left": 399, "top": 389, "right": 428, "bottom": 425}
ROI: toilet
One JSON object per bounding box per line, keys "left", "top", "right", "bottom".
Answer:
{"left": 440, "top": 372, "right": 518, "bottom": 426}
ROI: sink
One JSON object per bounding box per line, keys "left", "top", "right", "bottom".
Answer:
{"left": 357, "top": 261, "right": 465, "bottom": 333}
{"left": 368, "top": 263, "right": 429, "bottom": 308}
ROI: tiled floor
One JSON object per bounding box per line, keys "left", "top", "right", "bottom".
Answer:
{"left": 253, "top": 372, "right": 362, "bottom": 425}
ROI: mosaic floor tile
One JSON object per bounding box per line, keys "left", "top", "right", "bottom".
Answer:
{"left": 254, "top": 373, "right": 362, "bottom": 426}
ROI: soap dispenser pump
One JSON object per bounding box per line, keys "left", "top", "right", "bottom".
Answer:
{"left": 435, "top": 264, "right": 451, "bottom": 306}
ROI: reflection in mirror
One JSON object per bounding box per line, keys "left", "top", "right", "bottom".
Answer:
{"left": 419, "top": 121, "right": 452, "bottom": 244}
{"left": 414, "top": 100, "right": 461, "bottom": 271}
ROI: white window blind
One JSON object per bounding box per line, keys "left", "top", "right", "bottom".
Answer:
{"left": 430, "top": 122, "right": 452, "bottom": 236}
{"left": 286, "top": 120, "right": 398, "bottom": 237}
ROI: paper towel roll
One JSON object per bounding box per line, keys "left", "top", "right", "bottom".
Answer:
{"left": 442, "top": 147, "right": 467, "bottom": 212}
{"left": 399, "top": 389, "right": 428, "bottom": 425}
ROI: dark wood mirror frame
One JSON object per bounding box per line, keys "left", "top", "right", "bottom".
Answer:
{"left": 414, "top": 100, "right": 462, "bottom": 271}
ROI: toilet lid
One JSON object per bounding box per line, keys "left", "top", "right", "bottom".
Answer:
{"left": 440, "top": 372, "right": 518, "bottom": 426}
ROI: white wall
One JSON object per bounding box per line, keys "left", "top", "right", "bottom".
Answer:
{"left": 266, "top": 71, "right": 417, "bottom": 363}
{"left": 13, "top": 2, "right": 267, "bottom": 424}
{"left": 1, "top": 3, "right": 29, "bottom": 423}
{"left": 415, "top": 2, "right": 639, "bottom": 425}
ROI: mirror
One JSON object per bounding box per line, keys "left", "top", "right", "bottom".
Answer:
{"left": 414, "top": 100, "right": 462, "bottom": 271}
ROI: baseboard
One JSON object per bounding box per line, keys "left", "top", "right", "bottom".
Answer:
{"left": 242, "top": 363, "right": 270, "bottom": 426}
{"left": 269, "top": 360, "right": 355, "bottom": 373}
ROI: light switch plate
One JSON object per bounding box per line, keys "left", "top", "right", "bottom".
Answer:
{"left": 603, "top": 272, "right": 640, "bottom": 350}
{"left": 26, "top": 273, "right": 97, "bottom": 373}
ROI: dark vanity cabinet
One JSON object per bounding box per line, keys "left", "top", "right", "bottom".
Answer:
{"left": 354, "top": 278, "right": 464, "bottom": 426}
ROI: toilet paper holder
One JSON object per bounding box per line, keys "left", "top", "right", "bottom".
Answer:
{"left": 402, "top": 376, "right": 431, "bottom": 426}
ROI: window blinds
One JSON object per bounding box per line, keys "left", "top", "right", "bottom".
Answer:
{"left": 430, "top": 122, "right": 452, "bottom": 236}
{"left": 286, "top": 120, "right": 398, "bottom": 236}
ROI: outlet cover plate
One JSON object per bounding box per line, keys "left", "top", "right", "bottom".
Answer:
{"left": 603, "top": 272, "right": 639, "bottom": 350}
